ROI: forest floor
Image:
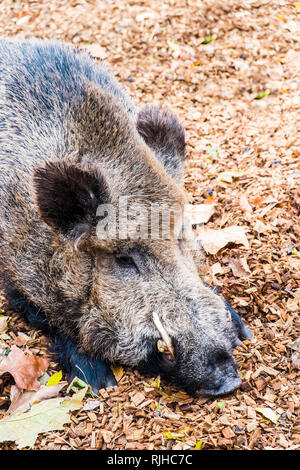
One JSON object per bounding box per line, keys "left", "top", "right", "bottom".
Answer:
{"left": 0, "top": 0, "right": 299, "bottom": 450}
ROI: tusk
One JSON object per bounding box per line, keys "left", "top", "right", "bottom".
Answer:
{"left": 157, "top": 339, "right": 171, "bottom": 354}
{"left": 152, "top": 312, "right": 175, "bottom": 359}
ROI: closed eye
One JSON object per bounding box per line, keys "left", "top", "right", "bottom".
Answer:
{"left": 115, "top": 254, "right": 137, "bottom": 269}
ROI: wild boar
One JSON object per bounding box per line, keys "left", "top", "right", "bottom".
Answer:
{"left": 0, "top": 38, "right": 251, "bottom": 395}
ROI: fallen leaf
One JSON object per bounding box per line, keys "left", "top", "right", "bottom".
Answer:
{"left": 111, "top": 364, "right": 124, "bottom": 382}
{"left": 7, "top": 383, "right": 67, "bottom": 416}
{"left": 217, "top": 170, "right": 243, "bottom": 183}
{"left": 14, "top": 332, "right": 31, "bottom": 347}
{"left": 47, "top": 370, "right": 63, "bottom": 386}
{"left": 211, "top": 262, "right": 223, "bottom": 276}
{"left": 0, "top": 346, "right": 49, "bottom": 391}
{"left": 240, "top": 193, "right": 253, "bottom": 218}
{"left": 190, "top": 204, "right": 216, "bottom": 225}
{"left": 256, "top": 407, "right": 278, "bottom": 424}
{"left": 66, "top": 376, "right": 90, "bottom": 394}
{"left": 68, "top": 385, "right": 89, "bottom": 409}
{"left": 225, "top": 257, "right": 251, "bottom": 277}
{"left": 0, "top": 316, "right": 8, "bottom": 334}
{"left": 195, "top": 439, "right": 203, "bottom": 450}
{"left": 196, "top": 226, "right": 249, "bottom": 255}
{"left": 255, "top": 92, "right": 268, "bottom": 100}
{"left": 0, "top": 388, "right": 85, "bottom": 449}
{"left": 83, "top": 400, "right": 101, "bottom": 411}
{"left": 0, "top": 341, "right": 8, "bottom": 363}
{"left": 253, "top": 219, "right": 270, "bottom": 234}
{"left": 84, "top": 44, "right": 107, "bottom": 59}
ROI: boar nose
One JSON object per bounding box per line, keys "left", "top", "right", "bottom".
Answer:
{"left": 198, "top": 350, "right": 241, "bottom": 396}
{"left": 199, "top": 375, "right": 241, "bottom": 397}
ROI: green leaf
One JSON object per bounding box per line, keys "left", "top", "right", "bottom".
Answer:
{"left": 163, "top": 431, "right": 174, "bottom": 440}
{"left": 66, "top": 376, "right": 89, "bottom": 394}
{"left": 217, "top": 401, "right": 225, "bottom": 410}
{"left": 202, "top": 37, "right": 215, "bottom": 44}
{"left": 255, "top": 92, "right": 268, "bottom": 100}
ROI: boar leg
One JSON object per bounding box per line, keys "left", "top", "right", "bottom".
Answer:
{"left": 5, "top": 287, "right": 116, "bottom": 392}
{"left": 51, "top": 334, "right": 117, "bottom": 392}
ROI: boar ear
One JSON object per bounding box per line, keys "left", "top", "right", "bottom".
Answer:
{"left": 33, "top": 161, "right": 108, "bottom": 240}
{"left": 137, "top": 104, "right": 185, "bottom": 184}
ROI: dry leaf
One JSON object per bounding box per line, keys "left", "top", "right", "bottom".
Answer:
{"left": 190, "top": 204, "right": 216, "bottom": 225}
{"left": 111, "top": 364, "right": 124, "bottom": 382}
{"left": 225, "top": 257, "right": 251, "bottom": 277}
{"left": 0, "top": 317, "right": 8, "bottom": 334}
{"left": 217, "top": 170, "right": 243, "bottom": 183}
{"left": 7, "top": 383, "right": 67, "bottom": 416}
{"left": 0, "top": 346, "right": 49, "bottom": 391}
{"left": 256, "top": 407, "right": 279, "bottom": 424}
{"left": 211, "top": 262, "right": 223, "bottom": 276}
{"left": 196, "top": 226, "right": 249, "bottom": 255}
{"left": 240, "top": 193, "right": 253, "bottom": 218}
{"left": 14, "top": 332, "right": 31, "bottom": 347}
{"left": 0, "top": 389, "right": 85, "bottom": 449}
{"left": 84, "top": 44, "right": 107, "bottom": 59}
{"left": 253, "top": 219, "right": 270, "bottom": 234}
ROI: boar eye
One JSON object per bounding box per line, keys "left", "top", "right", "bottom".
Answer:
{"left": 116, "top": 254, "right": 137, "bottom": 269}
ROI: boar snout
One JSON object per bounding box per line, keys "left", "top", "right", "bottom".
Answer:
{"left": 196, "top": 351, "right": 241, "bottom": 396}
{"left": 170, "top": 340, "right": 242, "bottom": 397}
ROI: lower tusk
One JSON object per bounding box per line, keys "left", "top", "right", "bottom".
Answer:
{"left": 152, "top": 312, "right": 175, "bottom": 359}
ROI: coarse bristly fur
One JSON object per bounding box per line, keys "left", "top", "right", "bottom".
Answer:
{"left": 0, "top": 38, "right": 251, "bottom": 395}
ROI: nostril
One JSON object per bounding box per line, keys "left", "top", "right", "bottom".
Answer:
{"left": 213, "top": 350, "right": 231, "bottom": 365}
